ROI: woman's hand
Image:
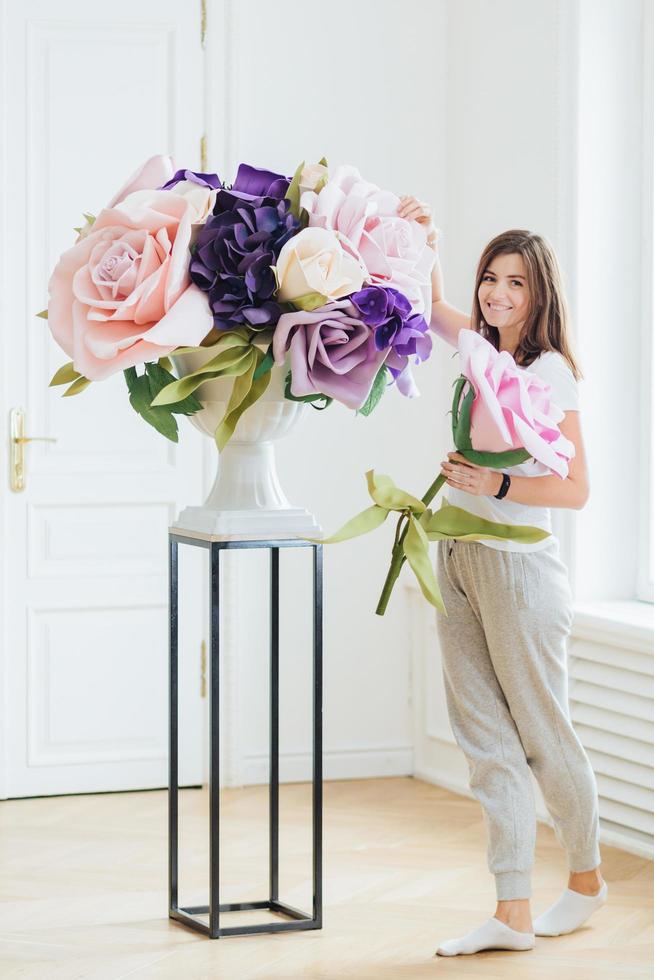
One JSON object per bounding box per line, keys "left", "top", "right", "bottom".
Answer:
{"left": 440, "top": 452, "right": 503, "bottom": 497}
{"left": 397, "top": 195, "right": 439, "bottom": 248}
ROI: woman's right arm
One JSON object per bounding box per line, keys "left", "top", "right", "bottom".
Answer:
{"left": 397, "top": 195, "right": 471, "bottom": 348}
{"left": 428, "top": 244, "right": 471, "bottom": 348}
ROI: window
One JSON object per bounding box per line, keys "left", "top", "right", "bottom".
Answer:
{"left": 638, "top": 2, "right": 654, "bottom": 603}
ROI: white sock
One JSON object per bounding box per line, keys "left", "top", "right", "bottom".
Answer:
{"left": 435, "top": 917, "right": 535, "bottom": 956}
{"left": 534, "top": 880, "right": 608, "bottom": 936}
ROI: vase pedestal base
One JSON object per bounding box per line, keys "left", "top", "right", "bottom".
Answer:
{"left": 172, "top": 505, "right": 322, "bottom": 540}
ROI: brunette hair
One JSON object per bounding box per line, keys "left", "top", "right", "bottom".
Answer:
{"left": 472, "top": 229, "right": 583, "bottom": 380}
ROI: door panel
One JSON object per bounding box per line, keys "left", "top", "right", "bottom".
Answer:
{"left": 1, "top": 0, "right": 208, "bottom": 797}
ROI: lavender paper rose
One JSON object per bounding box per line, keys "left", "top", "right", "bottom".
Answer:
{"left": 271, "top": 299, "right": 389, "bottom": 409}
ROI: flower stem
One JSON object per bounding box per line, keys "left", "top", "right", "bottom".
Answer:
{"left": 375, "top": 472, "right": 447, "bottom": 616}
{"left": 393, "top": 510, "right": 409, "bottom": 550}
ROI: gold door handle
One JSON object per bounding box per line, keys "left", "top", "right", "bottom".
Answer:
{"left": 10, "top": 407, "right": 58, "bottom": 492}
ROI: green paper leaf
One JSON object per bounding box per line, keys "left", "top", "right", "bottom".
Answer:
{"left": 173, "top": 329, "right": 251, "bottom": 357}
{"left": 124, "top": 368, "right": 179, "bottom": 442}
{"left": 213, "top": 349, "right": 272, "bottom": 451}
{"left": 453, "top": 379, "right": 474, "bottom": 452}
{"left": 63, "top": 375, "right": 92, "bottom": 397}
{"left": 285, "top": 159, "right": 305, "bottom": 220}
{"left": 36, "top": 309, "right": 48, "bottom": 320}
{"left": 403, "top": 514, "right": 446, "bottom": 613}
{"left": 365, "top": 470, "right": 426, "bottom": 514}
{"left": 304, "top": 504, "right": 389, "bottom": 545}
{"left": 253, "top": 344, "right": 275, "bottom": 381}
{"left": 49, "top": 362, "right": 81, "bottom": 387}
{"left": 144, "top": 361, "right": 202, "bottom": 415}
{"left": 422, "top": 498, "right": 550, "bottom": 544}
{"left": 158, "top": 356, "right": 173, "bottom": 373}
{"left": 318, "top": 156, "right": 328, "bottom": 168}
{"left": 290, "top": 290, "right": 328, "bottom": 312}
{"left": 151, "top": 347, "right": 251, "bottom": 405}
{"left": 356, "top": 364, "right": 389, "bottom": 417}
{"left": 460, "top": 446, "right": 531, "bottom": 467}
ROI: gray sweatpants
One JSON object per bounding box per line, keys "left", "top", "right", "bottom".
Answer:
{"left": 435, "top": 537, "right": 601, "bottom": 901}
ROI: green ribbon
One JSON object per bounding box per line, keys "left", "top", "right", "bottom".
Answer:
{"left": 306, "top": 466, "right": 550, "bottom": 617}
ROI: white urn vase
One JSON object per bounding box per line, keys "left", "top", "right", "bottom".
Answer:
{"left": 170, "top": 345, "right": 322, "bottom": 539}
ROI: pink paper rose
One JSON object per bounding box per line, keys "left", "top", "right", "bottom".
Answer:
{"left": 457, "top": 329, "right": 575, "bottom": 478}
{"left": 48, "top": 189, "right": 212, "bottom": 381}
{"left": 107, "top": 154, "right": 175, "bottom": 208}
{"left": 299, "top": 164, "right": 434, "bottom": 315}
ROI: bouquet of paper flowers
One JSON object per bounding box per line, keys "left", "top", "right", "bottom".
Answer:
{"left": 43, "top": 155, "right": 435, "bottom": 448}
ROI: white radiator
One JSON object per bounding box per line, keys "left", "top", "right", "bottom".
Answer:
{"left": 570, "top": 607, "right": 654, "bottom": 850}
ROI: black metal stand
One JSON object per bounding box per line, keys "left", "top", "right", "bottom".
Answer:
{"left": 168, "top": 531, "right": 323, "bottom": 939}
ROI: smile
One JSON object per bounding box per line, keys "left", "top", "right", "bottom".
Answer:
{"left": 487, "top": 303, "right": 512, "bottom": 311}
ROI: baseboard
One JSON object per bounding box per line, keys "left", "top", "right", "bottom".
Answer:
{"left": 241, "top": 744, "right": 414, "bottom": 786}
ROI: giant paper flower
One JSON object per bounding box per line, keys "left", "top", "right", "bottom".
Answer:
{"left": 300, "top": 164, "right": 434, "bottom": 315}
{"left": 48, "top": 189, "right": 212, "bottom": 381}
{"left": 271, "top": 299, "right": 388, "bottom": 409}
{"left": 275, "top": 227, "right": 366, "bottom": 310}
{"left": 455, "top": 329, "right": 575, "bottom": 477}
{"left": 350, "top": 285, "right": 432, "bottom": 397}
{"left": 189, "top": 163, "right": 299, "bottom": 331}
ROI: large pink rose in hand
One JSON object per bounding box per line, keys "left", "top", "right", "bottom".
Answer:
{"left": 456, "top": 329, "right": 575, "bottom": 478}
{"left": 48, "top": 188, "right": 212, "bottom": 381}
{"left": 299, "top": 164, "right": 434, "bottom": 315}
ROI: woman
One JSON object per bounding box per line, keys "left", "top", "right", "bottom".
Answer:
{"left": 396, "top": 197, "right": 607, "bottom": 957}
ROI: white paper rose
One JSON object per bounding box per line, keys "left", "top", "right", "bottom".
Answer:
{"left": 274, "top": 226, "right": 366, "bottom": 310}
{"left": 299, "top": 163, "right": 329, "bottom": 194}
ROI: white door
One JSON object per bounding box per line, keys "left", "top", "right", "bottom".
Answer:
{"left": 0, "top": 0, "right": 208, "bottom": 798}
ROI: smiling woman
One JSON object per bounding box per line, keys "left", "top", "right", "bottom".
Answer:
{"left": 394, "top": 201, "right": 606, "bottom": 957}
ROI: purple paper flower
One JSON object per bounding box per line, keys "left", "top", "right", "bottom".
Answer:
{"left": 271, "top": 299, "right": 389, "bottom": 409}
{"left": 220, "top": 162, "right": 290, "bottom": 203}
{"left": 350, "top": 285, "right": 432, "bottom": 397}
{"left": 159, "top": 169, "right": 222, "bottom": 191}
{"left": 189, "top": 163, "right": 299, "bottom": 331}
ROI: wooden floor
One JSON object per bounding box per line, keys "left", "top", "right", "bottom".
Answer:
{"left": 0, "top": 776, "right": 652, "bottom": 979}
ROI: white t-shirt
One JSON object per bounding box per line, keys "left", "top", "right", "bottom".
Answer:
{"left": 445, "top": 350, "right": 580, "bottom": 553}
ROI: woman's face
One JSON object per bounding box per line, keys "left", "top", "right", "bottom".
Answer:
{"left": 477, "top": 252, "right": 530, "bottom": 334}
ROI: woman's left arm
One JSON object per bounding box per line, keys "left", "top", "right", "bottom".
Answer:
{"left": 441, "top": 410, "right": 590, "bottom": 510}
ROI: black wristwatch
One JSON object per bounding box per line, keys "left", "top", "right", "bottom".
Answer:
{"left": 494, "top": 473, "right": 511, "bottom": 500}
